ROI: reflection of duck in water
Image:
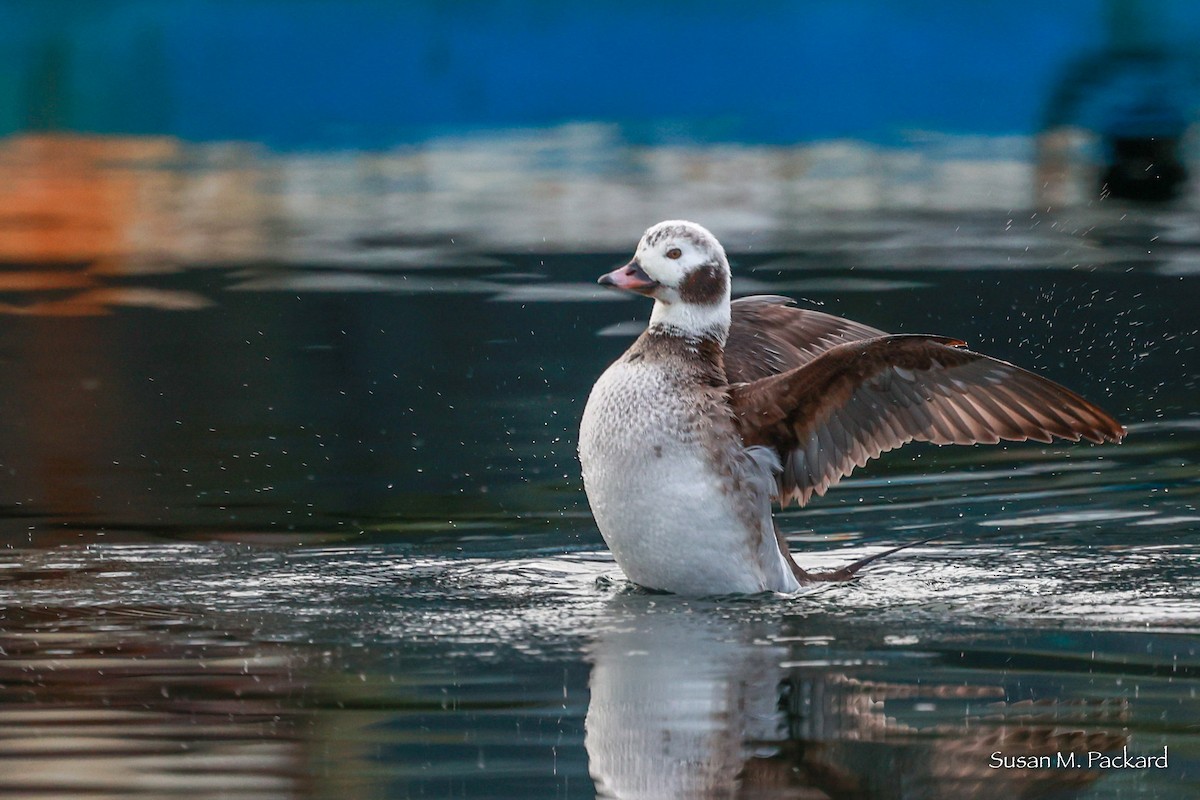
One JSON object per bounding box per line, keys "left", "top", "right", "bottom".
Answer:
{"left": 579, "top": 220, "right": 1125, "bottom": 595}
{"left": 584, "top": 597, "right": 1126, "bottom": 799}
{"left": 585, "top": 598, "right": 787, "bottom": 799}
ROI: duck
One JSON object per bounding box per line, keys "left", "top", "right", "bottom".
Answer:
{"left": 578, "top": 220, "right": 1126, "bottom": 595}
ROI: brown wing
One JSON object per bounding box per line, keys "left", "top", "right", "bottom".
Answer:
{"left": 725, "top": 296, "right": 888, "bottom": 383}
{"left": 730, "top": 334, "right": 1127, "bottom": 507}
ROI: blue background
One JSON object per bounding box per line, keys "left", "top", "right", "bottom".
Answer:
{"left": 3, "top": 0, "right": 1199, "bottom": 148}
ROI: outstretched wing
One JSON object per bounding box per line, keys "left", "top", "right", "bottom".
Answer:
{"left": 729, "top": 334, "right": 1126, "bottom": 507}
{"left": 725, "top": 295, "right": 887, "bottom": 383}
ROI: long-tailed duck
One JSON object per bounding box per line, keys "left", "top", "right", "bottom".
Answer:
{"left": 578, "top": 220, "right": 1125, "bottom": 595}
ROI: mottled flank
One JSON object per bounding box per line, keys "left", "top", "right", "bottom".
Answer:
{"left": 579, "top": 324, "right": 797, "bottom": 595}
{"left": 677, "top": 261, "right": 728, "bottom": 305}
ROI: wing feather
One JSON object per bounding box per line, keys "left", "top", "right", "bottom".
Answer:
{"left": 729, "top": 335, "right": 1126, "bottom": 507}
{"left": 725, "top": 295, "right": 887, "bottom": 383}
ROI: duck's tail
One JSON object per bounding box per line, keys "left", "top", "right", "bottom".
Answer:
{"left": 794, "top": 534, "right": 943, "bottom": 583}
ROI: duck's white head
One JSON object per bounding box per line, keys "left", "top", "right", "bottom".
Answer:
{"left": 597, "top": 220, "right": 731, "bottom": 341}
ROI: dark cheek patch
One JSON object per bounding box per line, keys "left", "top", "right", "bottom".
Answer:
{"left": 678, "top": 262, "right": 728, "bottom": 305}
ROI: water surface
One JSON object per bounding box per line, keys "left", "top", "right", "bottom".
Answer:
{"left": 0, "top": 135, "right": 1197, "bottom": 798}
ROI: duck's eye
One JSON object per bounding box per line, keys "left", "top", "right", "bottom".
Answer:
{"left": 666, "top": 247, "right": 682, "bottom": 260}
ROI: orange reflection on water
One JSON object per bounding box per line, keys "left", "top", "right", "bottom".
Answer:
{"left": 0, "top": 134, "right": 218, "bottom": 315}
{"left": 0, "top": 134, "right": 180, "bottom": 264}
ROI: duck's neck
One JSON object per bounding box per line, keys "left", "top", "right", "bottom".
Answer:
{"left": 648, "top": 299, "right": 731, "bottom": 346}
{"left": 640, "top": 324, "right": 727, "bottom": 388}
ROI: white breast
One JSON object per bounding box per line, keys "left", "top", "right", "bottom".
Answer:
{"left": 579, "top": 358, "right": 799, "bottom": 595}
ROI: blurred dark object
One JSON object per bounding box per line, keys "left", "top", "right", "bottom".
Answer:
{"left": 1100, "top": 101, "right": 1189, "bottom": 201}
